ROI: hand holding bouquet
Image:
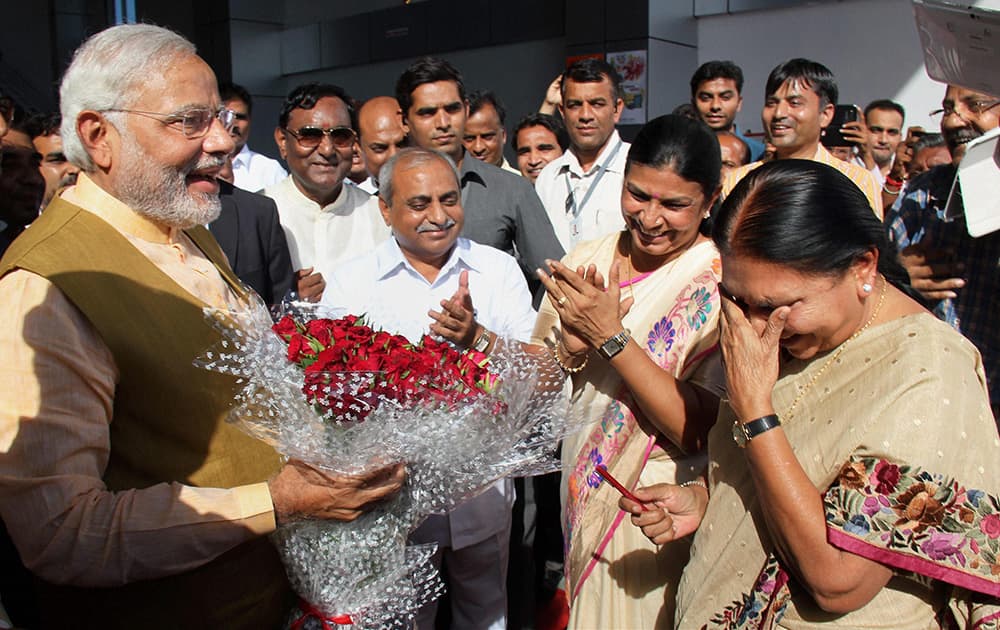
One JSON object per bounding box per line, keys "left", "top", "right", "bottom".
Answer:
{"left": 200, "top": 300, "right": 574, "bottom": 628}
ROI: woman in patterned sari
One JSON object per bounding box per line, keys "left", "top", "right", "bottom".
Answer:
{"left": 533, "top": 114, "right": 726, "bottom": 628}
{"left": 622, "top": 160, "right": 1000, "bottom": 629}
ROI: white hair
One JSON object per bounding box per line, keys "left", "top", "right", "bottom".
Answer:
{"left": 378, "top": 147, "right": 460, "bottom": 205}
{"left": 59, "top": 24, "right": 196, "bottom": 172}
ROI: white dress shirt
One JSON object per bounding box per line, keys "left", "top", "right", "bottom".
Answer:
{"left": 232, "top": 144, "right": 288, "bottom": 193}
{"left": 321, "top": 236, "right": 535, "bottom": 345}
{"left": 534, "top": 129, "right": 630, "bottom": 251}
{"left": 263, "top": 175, "right": 390, "bottom": 277}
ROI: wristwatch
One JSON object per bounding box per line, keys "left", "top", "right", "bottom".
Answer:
{"left": 472, "top": 328, "right": 492, "bottom": 353}
{"left": 732, "top": 414, "right": 781, "bottom": 448}
{"left": 597, "top": 329, "right": 631, "bottom": 360}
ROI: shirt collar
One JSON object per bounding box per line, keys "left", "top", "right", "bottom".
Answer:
{"left": 232, "top": 144, "right": 253, "bottom": 169}
{"left": 813, "top": 143, "right": 836, "bottom": 164}
{"left": 375, "top": 236, "right": 478, "bottom": 284}
{"left": 282, "top": 175, "right": 350, "bottom": 213}
{"left": 61, "top": 172, "right": 180, "bottom": 244}
{"left": 560, "top": 129, "right": 624, "bottom": 177}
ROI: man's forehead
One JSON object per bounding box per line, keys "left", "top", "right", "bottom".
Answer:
{"left": 945, "top": 85, "right": 996, "bottom": 101}
{"left": 697, "top": 78, "right": 739, "bottom": 94}
{"left": 396, "top": 156, "right": 459, "bottom": 188}
{"left": 466, "top": 120, "right": 500, "bottom": 138}
{"left": 867, "top": 108, "right": 902, "bottom": 125}
{"left": 564, "top": 77, "right": 614, "bottom": 99}
{"left": 33, "top": 133, "right": 63, "bottom": 151}
{"left": 518, "top": 125, "right": 557, "bottom": 145}
{"left": 770, "top": 78, "right": 815, "bottom": 99}
{"left": 360, "top": 104, "right": 402, "bottom": 133}
{"left": 468, "top": 104, "right": 500, "bottom": 124}
{"left": 130, "top": 54, "right": 219, "bottom": 110}
{"left": 411, "top": 81, "right": 462, "bottom": 106}
{"left": 289, "top": 96, "right": 350, "bottom": 125}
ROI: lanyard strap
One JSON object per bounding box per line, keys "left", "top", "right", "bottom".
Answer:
{"left": 564, "top": 139, "right": 623, "bottom": 219}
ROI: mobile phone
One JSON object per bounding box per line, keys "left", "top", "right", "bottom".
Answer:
{"left": 823, "top": 104, "right": 860, "bottom": 147}
{"left": 595, "top": 465, "right": 648, "bottom": 511}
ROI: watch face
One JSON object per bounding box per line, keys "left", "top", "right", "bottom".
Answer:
{"left": 599, "top": 331, "right": 629, "bottom": 359}
{"left": 732, "top": 421, "right": 748, "bottom": 447}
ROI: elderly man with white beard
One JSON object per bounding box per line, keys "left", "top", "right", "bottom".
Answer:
{"left": 0, "top": 24, "right": 404, "bottom": 630}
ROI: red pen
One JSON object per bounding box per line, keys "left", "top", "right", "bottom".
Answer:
{"left": 595, "top": 465, "right": 648, "bottom": 511}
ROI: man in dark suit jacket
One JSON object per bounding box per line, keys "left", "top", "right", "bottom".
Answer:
{"left": 211, "top": 179, "right": 295, "bottom": 305}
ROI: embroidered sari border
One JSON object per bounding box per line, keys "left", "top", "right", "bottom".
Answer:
{"left": 828, "top": 528, "right": 1000, "bottom": 598}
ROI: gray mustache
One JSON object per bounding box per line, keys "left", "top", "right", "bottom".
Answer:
{"left": 416, "top": 218, "right": 457, "bottom": 233}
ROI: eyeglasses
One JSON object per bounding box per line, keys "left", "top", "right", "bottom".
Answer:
{"left": 929, "top": 98, "right": 1000, "bottom": 119}
{"left": 103, "top": 106, "right": 236, "bottom": 138}
{"left": 282, "top": 126, "right": 356, "bottom": 149}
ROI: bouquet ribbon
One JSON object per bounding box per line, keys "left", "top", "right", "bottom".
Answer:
{"left": 290, "top": 598, "right": 354, "bottom": 629}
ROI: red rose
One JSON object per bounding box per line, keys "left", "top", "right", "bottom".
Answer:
{"left": 345, "top": 326, "right": 370, "bottom": 343}
{"left": 372, "top": 331, "right": 393, "bottom": 349}
{"left": 306, "top": 319, "right": 333, "bottom": 347}
{"left": 346, "top": 354, "right": 382, "bottom": 371}
{"left": 306, "top": 347, "right": 345, "bottom": 373}
{"left": 287, "top": 334, "right": 308, "bottom": 362}
{"left": 272, "top": 314, "right": 298, "bottom": 340}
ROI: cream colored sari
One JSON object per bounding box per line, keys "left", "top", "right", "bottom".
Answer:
{"left": 676, "top": 313, "right": 1000, "bottom": 629}
{"left": 531, "top": 232, "right": 724, "bottom": 629}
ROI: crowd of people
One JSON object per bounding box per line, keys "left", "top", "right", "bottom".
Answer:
{"left": 0, "top": 20, "right": 997, "bottom": 630}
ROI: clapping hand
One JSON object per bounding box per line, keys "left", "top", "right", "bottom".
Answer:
{"left": 296, "top": 267, "right": 326, "bottom": 302}
{"left": 537, "top": 259, "right": 634, "bottom": 351}
{"left": 429, "top": 269, "right": 480, "bottom": 348}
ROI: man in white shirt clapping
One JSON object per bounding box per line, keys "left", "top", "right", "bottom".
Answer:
{"left": 320, "top": 147, "right": 535, "bottom": 630}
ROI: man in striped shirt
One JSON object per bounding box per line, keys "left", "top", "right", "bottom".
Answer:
{"left": 721, "top": 58, "right": 882, "bottom": 218}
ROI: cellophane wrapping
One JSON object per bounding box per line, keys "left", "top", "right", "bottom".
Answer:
{"left": 198, "top": 298, "right": 575, "bottom": 629}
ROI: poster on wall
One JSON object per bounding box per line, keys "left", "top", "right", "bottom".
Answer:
{"left": 606, "top": 50, "right": 647, "bottom": 125}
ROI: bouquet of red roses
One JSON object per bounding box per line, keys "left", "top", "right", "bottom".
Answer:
{"left": 199, "top": 300, "right": 572, "bottom": 629}
{"left": 273, "top": 313, "right": 497, "bottom": 425}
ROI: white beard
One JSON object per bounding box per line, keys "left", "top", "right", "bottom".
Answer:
{"left": 114, "top": 137, "right": 222, "bottom": 229}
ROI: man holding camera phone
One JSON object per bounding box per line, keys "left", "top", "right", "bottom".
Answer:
{"left": 721, "top": 58, "right": 882, "bottom": 217}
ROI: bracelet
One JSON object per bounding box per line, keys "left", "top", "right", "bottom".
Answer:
{"left": 551, "top": 342, "right": 589, "bottom": 373}
{"left": 680, "top": 479, "right": 708, "bottom": 490}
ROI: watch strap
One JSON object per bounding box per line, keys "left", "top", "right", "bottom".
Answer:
{"left": 734, "top": 414, "right": 781, "bottom": 447}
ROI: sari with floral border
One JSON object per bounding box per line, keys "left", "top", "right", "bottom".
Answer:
{"left": 675, "top": 313, "right": 1000, "bottom": 629}
{"left": 531, "top": 233, "right": 724, "bottom": 629}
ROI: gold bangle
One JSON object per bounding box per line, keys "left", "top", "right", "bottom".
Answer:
{"left": 551, "top": 342, "right": 588, "bottom": 373}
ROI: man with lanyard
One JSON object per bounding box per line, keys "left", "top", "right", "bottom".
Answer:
{"left": 534, "top": 58, "right": 630, "bottom": 252}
